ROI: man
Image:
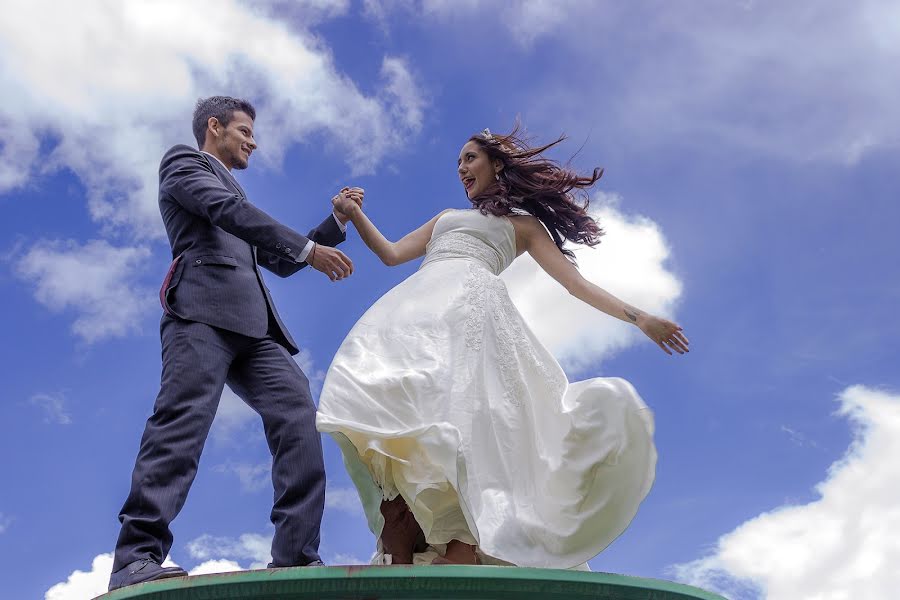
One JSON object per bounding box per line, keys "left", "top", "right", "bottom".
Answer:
{"left": 109, "top": 96, "right": 361, "bottom": 591}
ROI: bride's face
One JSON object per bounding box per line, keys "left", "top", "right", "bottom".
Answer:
{"left": 458, "top": 141, "right": 500, "bottom": 199}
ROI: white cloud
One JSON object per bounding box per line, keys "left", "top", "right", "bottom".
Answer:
{"left": 14, "top": 239, "right": 155, "bottom": 343}
{"left": 214, "top": 461, "right": 271, "bottom": 492}
{"left": 0, "top": 0, "right": 425, "bottom": 238}
{"left": 45, "top": 553, "right": 114, "bottom": 600}
{"left": 186, "top": 532, "right": 272, "bottom": 569}
{"left": 325, "top": 486, "right": 364, "bottom": 516}
{"left": 44, "top": 554, "right": 185, "bottom": 600}
{"left": 670, "top": 385, "right": 900, "bottom": 600}
{"left": 187, "top": 559, "right": 244, "bottom": 576}
{"left": 29, "top": 392, "right": 72, "bottom": 425}
{"left": 502, "top": 194, "right": 682, "bottom": 371}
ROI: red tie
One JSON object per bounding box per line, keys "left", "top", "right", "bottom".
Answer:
{"left": 159, "top": 255, "right": 182, "bottom": 316}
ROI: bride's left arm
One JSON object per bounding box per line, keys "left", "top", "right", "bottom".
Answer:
{"left": 514, "top": 216, "right": 690, "bottom": 355}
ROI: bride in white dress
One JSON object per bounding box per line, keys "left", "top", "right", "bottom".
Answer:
{"left": 316, "top": 128, "right": 689, "bottom": 568}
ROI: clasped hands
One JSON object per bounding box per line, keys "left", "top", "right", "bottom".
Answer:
{"left": 309, "top": 187, "right": 364, "bottom": 281}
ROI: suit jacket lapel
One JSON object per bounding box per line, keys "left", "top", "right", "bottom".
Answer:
{"left": 201, "top": 152, "right": 247, "bottom": 198}
{"left": 200, "top": 151, "right": 257, "bottom": 261}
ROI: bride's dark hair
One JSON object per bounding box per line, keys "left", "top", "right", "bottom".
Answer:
{"left": 467, "top": 125, "right": 604, "bottom": 262}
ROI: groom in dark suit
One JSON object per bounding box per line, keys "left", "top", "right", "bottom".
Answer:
{"left": 109, "top": 96, "right": 360, "bottom": 591}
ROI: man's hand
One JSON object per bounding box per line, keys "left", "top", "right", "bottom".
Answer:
{"left": 308, "top": 243, "right": 354, "bottom": 281}
{"left": 333, "top": 187, "right": 364, "bottom": 225}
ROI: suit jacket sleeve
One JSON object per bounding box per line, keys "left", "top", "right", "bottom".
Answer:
{"left": 258, "top": 214, "right": 347, "bottom": 277}
{"left": 159, "top": 146, "right": 311, "bottom": 263}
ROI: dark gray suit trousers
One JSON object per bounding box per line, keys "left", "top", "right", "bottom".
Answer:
{"left": 113, "top": 314, "right": 324, "bottom": 570}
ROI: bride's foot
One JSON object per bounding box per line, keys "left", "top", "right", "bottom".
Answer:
{"left": 379, "top": 496, "right": 425, "bottom": 565}
{"left": 431, "top": 540, "right": 479, "bottom": 565}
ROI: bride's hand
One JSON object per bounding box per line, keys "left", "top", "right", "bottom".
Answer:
{"left": 637, "top": 315, "right": 690, "bottom": 355}
{"left": 333, "top": 187, "right": 364, "bottom": 224}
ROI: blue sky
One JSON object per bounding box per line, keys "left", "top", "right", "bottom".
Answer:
{"left": 2, "top": 1, "right": 898, "bottom": 599}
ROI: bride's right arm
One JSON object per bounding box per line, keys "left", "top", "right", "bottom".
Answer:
{"left": 335, "top": 196, "right": 450, "bottom": 266}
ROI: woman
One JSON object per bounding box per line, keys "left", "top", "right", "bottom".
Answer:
{"left": 316, "top": 128, "right": 688, "bottom": 568}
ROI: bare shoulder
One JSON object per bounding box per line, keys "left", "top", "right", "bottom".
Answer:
{"left": 507, "top": 213, "right": 543, "bottom": 232}
{"left": 506, "top": 213, "right": 548, "bottom": 254}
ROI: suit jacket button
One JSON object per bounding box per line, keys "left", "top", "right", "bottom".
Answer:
{"left": 284, "top": 247, "right": 291, "bottom": 253}
{"left": 276, "top": 243, "right": 283, "bottom": 249}
{"left": 195, "top": 259, "right": 202, "bottom": 264}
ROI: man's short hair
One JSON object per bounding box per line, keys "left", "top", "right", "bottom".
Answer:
{"left": 192, "top": 96, "right": 256, "bottom": 148}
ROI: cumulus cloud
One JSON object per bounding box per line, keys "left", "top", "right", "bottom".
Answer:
{"left": 502, "top": 193, "right": 682, "bottom": 371}
{"left": 186, "top": 532, "right": 272, "bottom": 569}
{"left": 29, "top": 392, "right": 72, "bottom": 425}
{"left": 14, "top": 239, "right": 155, "bottom": 343}
{"left": 670, "top": 385, "right": 900, "bottom": 600}
{"left": 44, "top": 553, "right": 183, "bottom": 600}
{"left": 0, "top": 0, "right": 425, "bottom": 238}
{"left": 187, "top": 559, "right": 244, "bottom": 575}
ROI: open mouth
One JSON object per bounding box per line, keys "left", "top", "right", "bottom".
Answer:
{"left": 462, "top": 176, "right": 475, "bottom": 191}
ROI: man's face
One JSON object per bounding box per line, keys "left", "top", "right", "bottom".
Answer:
{"left": 213, "top": 110, "right": 256, "bottom": 170}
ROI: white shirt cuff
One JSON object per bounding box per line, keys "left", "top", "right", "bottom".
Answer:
{"left": 333, "top": 211, "right": 347, "bottom": 233}
{"left": 298, "top": 240, "right": 315, "bottom": 263}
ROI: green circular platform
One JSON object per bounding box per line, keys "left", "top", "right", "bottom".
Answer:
{"left": 97, "top": 565, "right": 726, "bottom": 600}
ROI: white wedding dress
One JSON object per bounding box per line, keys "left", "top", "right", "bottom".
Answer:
{"left": 315, "top": 209, "right": 656, "bottom": 568}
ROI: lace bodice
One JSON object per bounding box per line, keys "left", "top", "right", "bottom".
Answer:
{"left": 420, "top": 210, "right": 516, "bottom": 275}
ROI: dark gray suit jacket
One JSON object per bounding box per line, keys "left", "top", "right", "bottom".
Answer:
{"left": 157, "top": 144, "right": 345, "bottom": 355}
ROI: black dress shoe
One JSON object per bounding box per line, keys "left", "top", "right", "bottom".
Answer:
{"left": 108, "top": 559, "right": 188, "bottom": 591}
{"left": 305, "top": 560, "right": 325, "bottom": 567}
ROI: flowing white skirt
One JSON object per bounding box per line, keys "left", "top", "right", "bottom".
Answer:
{"left": 316, "top": 259, "right": 656, "bottom": 568}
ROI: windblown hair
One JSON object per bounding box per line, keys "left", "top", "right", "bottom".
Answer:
{"left": 468, "top": 125, "right": 604, "bottom": 262}
{"left": 192, "top": 96, "right": 256, "bottom": 149}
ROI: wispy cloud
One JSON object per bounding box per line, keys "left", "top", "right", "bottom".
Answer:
{"left": 779, "top": 425, "right": 820, "bottom": 450}
{"left": 329, "top": 552, "right": 368, "bottom": 565}
{"left": 670, "top": 385, "right": 900, "bottom": 599}
{"left": 14, "top": 239, "right": 154, "bottom": 343}
{"left": 214, "top": 461, "right": 270, "bottom": 492}
{"left": 0, "top": 512, "right": 11, "bottom": 534}
{"left": 29, "top": 392, "right": 72, "bottom": 425}
{"left": 325, "top": 487, "right": 364, "bottom": 516}
{"left": 369, "top": 1, "right": 900, "bottom": 165}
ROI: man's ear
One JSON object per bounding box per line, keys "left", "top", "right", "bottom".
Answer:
{"left": 207, "top": 117, "right": 221, "bottom": 139}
